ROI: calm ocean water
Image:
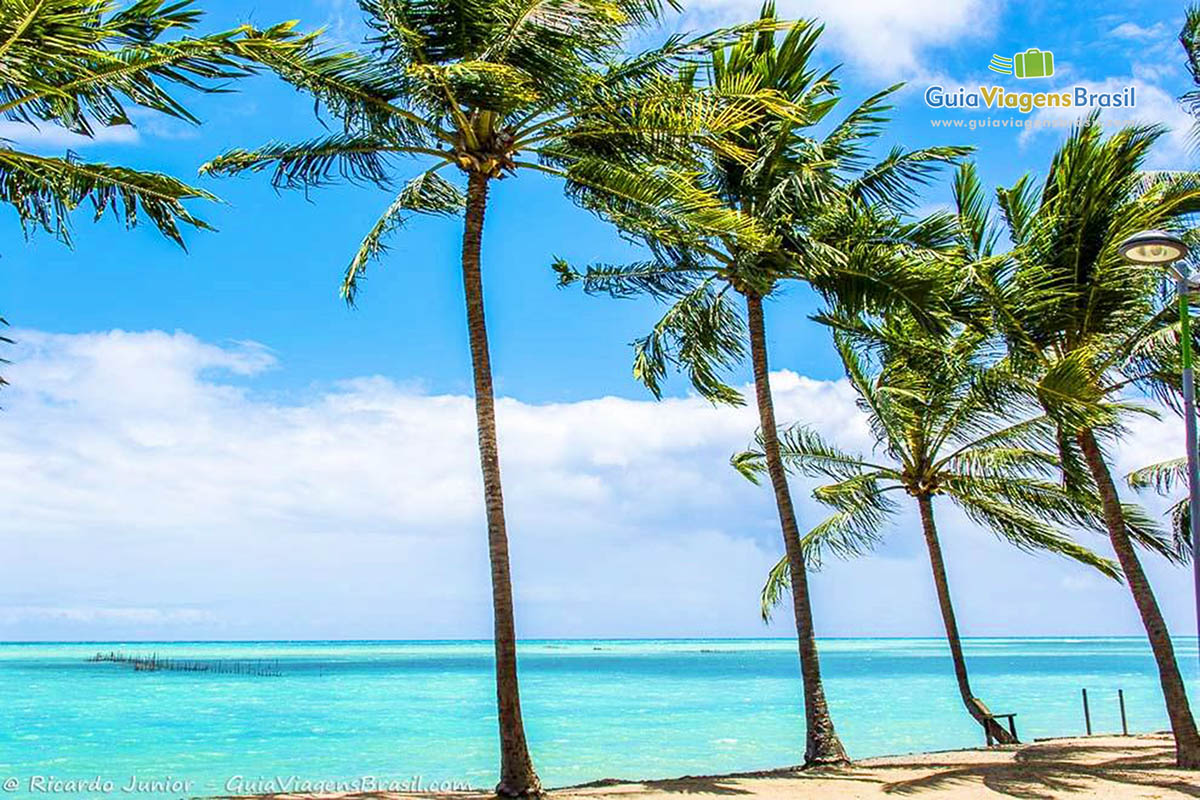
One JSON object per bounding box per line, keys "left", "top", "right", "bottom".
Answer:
{"left": 0, "top": 638, "right": 1197, "bottom": 797}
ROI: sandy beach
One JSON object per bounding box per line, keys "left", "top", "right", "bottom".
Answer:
{"left": 562, "top": 734, "right": 1198, "bottom": 800}
{"left": 223, "top": 734, "right": 1198, "bottom": 800}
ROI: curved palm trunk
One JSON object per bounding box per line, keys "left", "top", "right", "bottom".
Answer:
{"left": 916, "top": 494, "right": 1017, "bottom": 745}
{"left": 461, "top": 171, "right": 543, "bottom": 796}
{"left": 745, "top": 292, "right": 849, "bottom": 767}
{"left": 1076, "top": 428, "right": 1200, "bottom": 769}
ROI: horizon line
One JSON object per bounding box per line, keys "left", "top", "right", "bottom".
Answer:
{"left": 3, "top": 634, "right": 1195, "bottom": 645}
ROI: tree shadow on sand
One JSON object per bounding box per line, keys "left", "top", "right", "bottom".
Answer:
{"left": 567, "top": 772, "right": 767, "bottom": 796}
{"left": 881, "top": 737, "right": 1198, "bottom": 799}
{"left": 564, "top": 765, "right": 890, "bottom": 797}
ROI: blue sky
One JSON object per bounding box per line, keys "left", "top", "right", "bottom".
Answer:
{"left": 2, "top": 0, "right": 1199, "bottom": 641}
{"left": 4, "top": 0, "right": 1192, "bottom": 397}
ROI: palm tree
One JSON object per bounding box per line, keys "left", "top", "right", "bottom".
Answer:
{"left": 970, "top": 115, "right": 1200, "bottom": 768}
{"left": 0, "top": 0, "right": 302, "bottom": 392}
{"left": 737, "top": 306, "right": 1121, "bottom": 746}
{"left": 200, "top": 2, "right": 787, "bottom": 793}
{"left": 556, "top": 5, "right": 967, "bottom": 766}
{"left": 0, "top": 0, "right": 303, "bottom": 248}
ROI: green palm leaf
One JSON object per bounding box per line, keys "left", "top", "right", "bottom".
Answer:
{"left": 754, "top": 308, "right": 1121, "bottom": 618}
{"left": 1128, "top": 457, "right": 1188, "bottom": 494}
{"left": 0, "top": 0, "right": 310, "bottom": 245}
{"left": 201, "top": 134, "right": 418, "bottom": 189}
{"left": 948, "top": 490, "right": 1120, "bottom": 579}
{"left": 0, "top": 147, "right": 213, "bottom": 247}
{"left": 342, "top": 167, "right": 464, "bottom": 301}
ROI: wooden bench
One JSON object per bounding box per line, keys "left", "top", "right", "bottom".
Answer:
{"left": 971, "top": 698, "right": 1019, "bottom": 745}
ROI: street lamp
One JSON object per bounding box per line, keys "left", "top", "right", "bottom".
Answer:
{"left": 1119, "top": 229, "right": 1199, "bottom": 669}
{"left": 1120, "top": 230, "right": 1190, "bottom": 266}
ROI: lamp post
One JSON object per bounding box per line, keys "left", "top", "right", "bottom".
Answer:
{"left": 1119, "top": 229, "right": 1199, "bottom": 669}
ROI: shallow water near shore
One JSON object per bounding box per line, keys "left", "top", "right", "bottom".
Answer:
{"left": 0, "top": 638, "right": 1197, "bottom": 797}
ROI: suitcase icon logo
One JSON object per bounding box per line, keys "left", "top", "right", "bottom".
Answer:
{"left": 989, "top": 48, "right": 1055, "bottom": 79}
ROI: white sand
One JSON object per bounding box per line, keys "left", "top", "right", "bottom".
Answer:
{"left": 228, "top": 734, "right": 1198, "bottom": 799}
{"left": 559, "top": 734, "right": 1196, "bottom": 800}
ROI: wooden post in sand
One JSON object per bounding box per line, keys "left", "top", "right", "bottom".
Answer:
{"left": 1118, "top": 689, "right": 1128, "bottom": 735}
{"left": 1082, "top": 689, "right": 1092, "bottom": 735}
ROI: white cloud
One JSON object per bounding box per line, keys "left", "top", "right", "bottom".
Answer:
{"left": 315, "top": 0, "right": 371, "bottom": 47}
{"left": 0, "top": 606, "right": 213, "bottom": 624}
{"left": 679, "top": 0, "right": 1002, "bottom": 78}
{"left": 1113, "top": 410, "right": 1187, "bottom": 479}
{"left": 0, "top": 121, "right": 139, "bottom": 150}
{"left": 0, "top": 107, "right": 198, "bottom": 151}
{"left": 1109, "top": 22, "right": 1170, "bottom": 41}
{"left": 0, "top": 328, "right": 1192, "bottom": 641}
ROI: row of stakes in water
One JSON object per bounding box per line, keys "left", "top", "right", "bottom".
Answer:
{"left": 88, "top": 651, "right": 282, "bottom": 677}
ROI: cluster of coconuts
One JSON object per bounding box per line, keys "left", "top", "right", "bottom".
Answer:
{"left": 454, "top": 130, "right": 519, "bottom": 178}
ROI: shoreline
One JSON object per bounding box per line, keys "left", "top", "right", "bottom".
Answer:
{"left": 220, "top": 734, "right": 1195, "bottom": 800}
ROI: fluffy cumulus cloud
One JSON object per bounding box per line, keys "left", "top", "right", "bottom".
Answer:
{"left": 679, "top": 0, "right": 1001, "bottom": 78}
{"left": 0, "top": 329, "right": 1194, "bottom": 641}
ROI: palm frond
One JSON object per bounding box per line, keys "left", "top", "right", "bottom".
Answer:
{"left": 0, "top": 2, "right": 308, "bottom": 132}
{"left": 952, "top": 161, "right": 1000, "bottom": 260}
{"left": 1180, "top": 5, "right": 1200, "bottom": 141}
{"left": 1122, "top": 500, "right": 1191, "bottom": 564}
{"left": 1167, "top": 496, "right": 1193, "bottom": 561}
{"left": 845, "top": 145, "right": 971, "bottom": 211}
{"left": 552, "top": 258, "right": 708, "bottom": 300}
{"left": 230, "top": 20, "right": 440, "bottom": 140}
{"left": 201, "top": 134, "right": 418, "bottom": 189}
{"left": 738, "top": 423, "right": 892, "bottom": 482}
{"left": 760, "top": 554, "right": 789, "bottom": 622}
{"left": 802, "top": 474, "right": 896, "bottom": 566}
{"left": 558, "top": 157, "right": 774, "bottom": 253}
{"left": 820, "top": 84, "right": 898, "bottom": 172}
{"left": 994, "top": 173, "right": 1036, "bottom": 247}
{"left": 0, "top": 0, "right": 311, "bottom": 246}
{"left": 1127, "top": 457, "right": 1188, "bottom": 494}
{"left": 758, "top": 474, "right": 895, "bottom": 620}
{"left": 0, "top": 147, "right": 212, "bottom": 246}
{"left": 1034, "top": 347, "right": 1117, "bottom": 433}
{"left": 940, "top": 446, "right": 1058, "bottom": 480}
{"left": 631, "top": 281, "right": 746, "bottom": 404}
{"left": 342, "top": 167, "right": 464, "bottom": 302}
{"left": 949, "top": 491, "right": 1122, "bottom": 580}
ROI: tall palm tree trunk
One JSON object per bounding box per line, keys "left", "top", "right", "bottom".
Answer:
{"left": 916, "top": 494, "right": 1016, "bottom": 745}
{"left": 1076, "top": 428, "right": 1200, "bottom": 769}
{"left": 461, "top": 171, "right": 543, "bottom": 796}
{"left": 745, "top": 292, "right": 848, "bottom": 767}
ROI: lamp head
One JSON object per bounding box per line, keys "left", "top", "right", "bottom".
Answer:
{"left": 1118, "top": 229, "right": 1189, "bottom": 265}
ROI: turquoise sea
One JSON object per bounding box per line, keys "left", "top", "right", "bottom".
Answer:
{"left": 1, "top": 638, "right": 1197, "bottom": 797}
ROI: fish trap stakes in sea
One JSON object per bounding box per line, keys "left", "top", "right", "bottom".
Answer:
{"left": 88, "top": 651, "right": 282, "bottom": 677}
